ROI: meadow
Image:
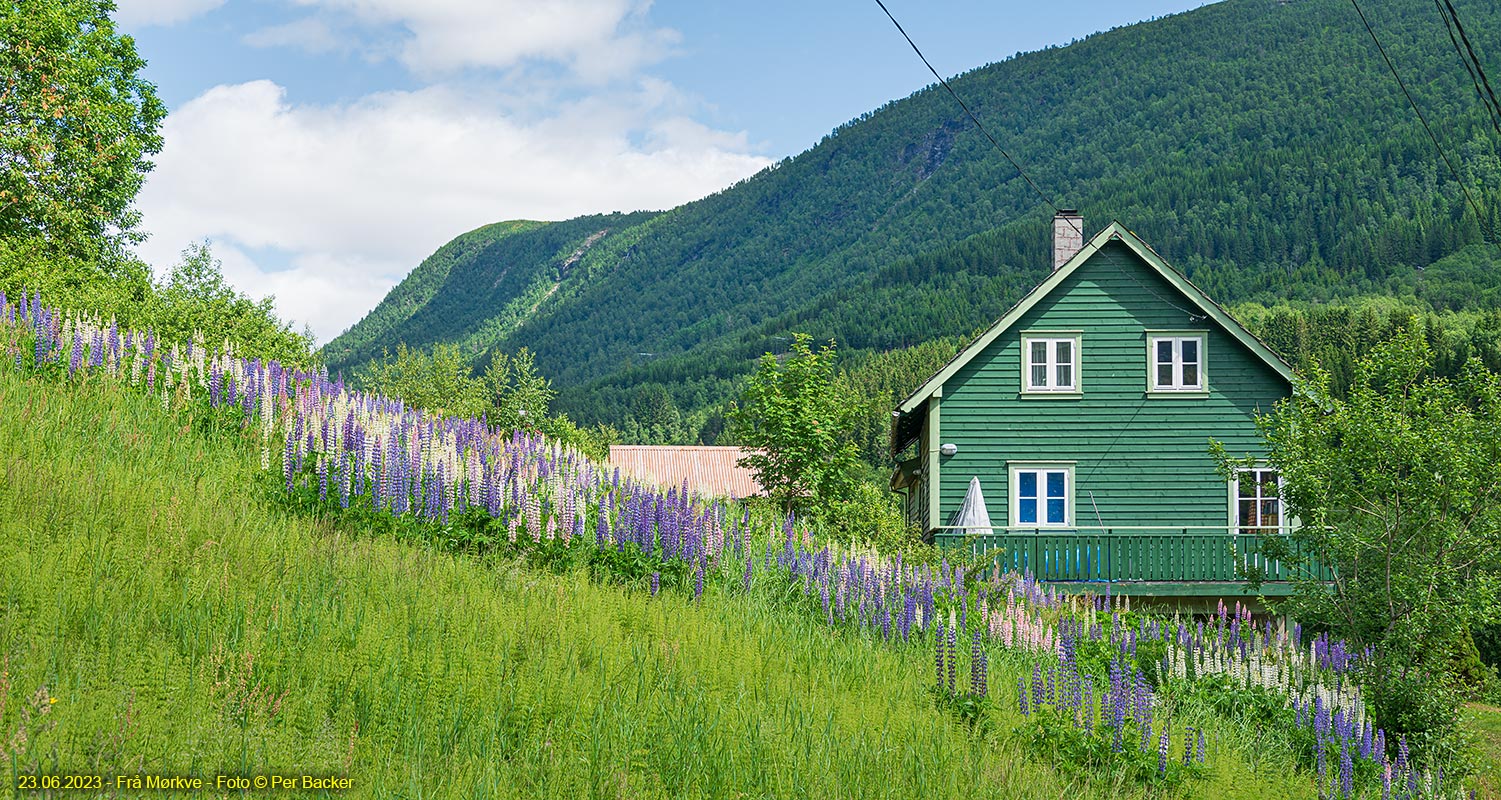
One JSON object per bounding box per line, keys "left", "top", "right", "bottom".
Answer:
{"left": 0, "top": 294, "right": 1490, "bottom": 798}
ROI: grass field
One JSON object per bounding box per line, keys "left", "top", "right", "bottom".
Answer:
{"left": 0, "top": 367, "right": 1331, "bottom": 798}
{"left": 1465, "top": 705, "right": 1501, "bottom": 800}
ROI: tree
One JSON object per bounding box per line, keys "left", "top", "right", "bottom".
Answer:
{"left": 0, "top": 0, "right": 165, "bottom": 252}
{"left": 1217, "top": 325, "right": 1501, "bottom": 758}
{"left": 155, "top": 241, "right": 315, "bottom": 365}
{"left": 359, "top": 343, "right": 489, "bottom": 419}
{"left": 0, "top": 0, "right": 165, "bottom": 259}
{"left": 729, "top": 333, "right": 862, "bottom": 514}
{"left": 483, "top": 348, "right": 555, "bottom": 433}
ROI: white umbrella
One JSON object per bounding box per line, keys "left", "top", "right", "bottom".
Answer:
{"left": 949, "top": 476, "right": 993, "bottom": 536}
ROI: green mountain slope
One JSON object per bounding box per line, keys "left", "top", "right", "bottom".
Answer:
{"left": 325, "top": 0, "right": 1501, "bottom": 432}
{"left": 324, "top": 212, "right": 657, "bottom": 371}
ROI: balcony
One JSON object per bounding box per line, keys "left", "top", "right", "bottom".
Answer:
{"left": 931, "top": 526, "right": 1335, "bottom": 597}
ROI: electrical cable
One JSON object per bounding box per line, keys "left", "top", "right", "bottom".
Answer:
{"left": 1347, "top": 0, "right": 1492, "bottom": 244}
{"left": 1432, "top": 0, "right": 1501, "bottom": 138}
{"left": 873, "top": 0, "right": 1083, "bottom": 239}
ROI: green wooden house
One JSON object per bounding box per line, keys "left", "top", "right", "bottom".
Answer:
{"left": 889, "top": 214, "right": 1314, "bottom": 597}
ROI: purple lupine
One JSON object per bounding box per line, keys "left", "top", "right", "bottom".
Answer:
{"left": 650, "top": 572, "right": 660, "bottom": 596}
{"left": 970, "top": 628, "right": 987, "bottom": 698}
{"left": 820, "top": 575, "right": 832, "bottom": 625}
{"left": 283, "top": 428, "right": 297, "bottom": 491}
{"left": 934, "top": 622, "right": 946, "bottom": 689}
{"left": 946, "top": 622, "right": 957, "bottom": 693}
{"left": 1316, "top": 732, "right": 1328, "bottom": 784}
{"left": 1018, "top": 677, "right": 1029, "bottom": 716}
{"left": 1158, "top": 727, "right": 1170, "bottom": 776}
{"left": 69, "top": 333, "right": 82, "bottom": 377}
{"left": 1196, "top": 729, "right": 1206, "bottom": 764}
{"left": 1339, "top": 739, "right": 1353, "bottom": 799}
{"left": 1183, "top": 726, "right": 1194, "bottom": 765}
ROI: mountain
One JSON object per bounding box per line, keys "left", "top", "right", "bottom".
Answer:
{"left": 323, "top": 0, "right": 1501, "bottom": 439}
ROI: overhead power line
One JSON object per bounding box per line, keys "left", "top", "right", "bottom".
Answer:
{"left": 1431, "top": 0, "right": 1501, "bottom": 139}
{"left": 1347, "top": 0, "right": 1491, "bottom": 242}
{"left": 872, "top": 0, "right": 1082, "bottom": 239}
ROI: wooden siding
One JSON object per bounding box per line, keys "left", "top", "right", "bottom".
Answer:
{"left": 933, "top": 240, "right": 1289, "bottom": 530}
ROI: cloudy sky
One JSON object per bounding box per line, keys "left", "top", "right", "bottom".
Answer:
{"left": 117, "top": 0, "right": 1212, "bottom": 344}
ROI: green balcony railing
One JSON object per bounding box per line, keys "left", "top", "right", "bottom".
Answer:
{"left": 931, "top": 526, "right": 1334, "bottom": 586}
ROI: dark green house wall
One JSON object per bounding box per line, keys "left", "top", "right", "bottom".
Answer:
{"left": 926, "top": 240, "right": 1290, "bottom": 532}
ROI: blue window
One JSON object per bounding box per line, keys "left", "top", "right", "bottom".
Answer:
{"left": 1014, "top": 467, "right": 1069, "bottom": 526}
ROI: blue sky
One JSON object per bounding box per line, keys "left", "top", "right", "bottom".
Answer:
{"left": 116, "top": 0, "right": 1213, "bottom": 343}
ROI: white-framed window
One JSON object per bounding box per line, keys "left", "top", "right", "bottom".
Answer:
{"left": 1022, "top": 334, "right": 1080, "bottom": 393}
{"left": 1010, "top": 464, "right": 1072, "bottom": 527}
{"left": 1148, "top": 333, "right": 1206, "bottom": 392}
{"left": 1231, "top": 467, "right": 1282, "bottom": 534}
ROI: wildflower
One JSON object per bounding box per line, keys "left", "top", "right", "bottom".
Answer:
{"left": 934, "top": 622, "right": 946, "bottom": 689}
{"left": 1339, "top": 738, "right": 1353, "bottom": 799}
{"left": 946, "top": 619, "right": 957, "bottom": 693}
{"left": 650, "top": 572, "right": 660, "bottom": 597}
{"left": 1158, "top": 726, "right": 1170, "bottom": 776}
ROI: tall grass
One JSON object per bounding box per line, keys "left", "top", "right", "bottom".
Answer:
{"left": 0, "top": 359, "right": 1326, "bottom": 798}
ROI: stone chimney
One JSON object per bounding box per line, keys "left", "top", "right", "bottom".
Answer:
{"left": 1052, "top": 210, "right": 1084, "bottom": 270}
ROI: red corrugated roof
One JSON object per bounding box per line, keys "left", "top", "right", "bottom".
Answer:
{"left": 608, "top": 446, "right": 763, "bottom": 499}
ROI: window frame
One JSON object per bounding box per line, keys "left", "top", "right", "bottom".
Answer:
{"left": 1145, "top": 331, "right": 1208, "bottom": 395}
{"left": 1228, "top": 466, "right": 1284, "bottom": 535}
{"left": 1008, "top": 461, "right": 1075, "bottom": 528}
{"left": 1020, "top": 331, "right": 1083, "bottom": 395}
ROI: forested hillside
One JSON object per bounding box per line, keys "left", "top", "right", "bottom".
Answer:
{"left": 323, "top": 0, "right": 1501, "bottom": 441}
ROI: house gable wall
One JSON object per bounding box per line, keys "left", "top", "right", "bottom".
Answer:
{"left": 933, "top": 240, "right": 1289, "bottom": 530}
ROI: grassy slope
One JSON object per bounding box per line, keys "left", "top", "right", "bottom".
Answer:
{"left": 0, "top": 370, "right": 1317, "bottom": 799}
{"left": 1466, "top": 705, "right": 1501, "bottom": 799}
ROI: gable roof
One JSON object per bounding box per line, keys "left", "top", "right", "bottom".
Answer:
{"left": 608, "top": 445, "right": 763, "bottom": 499}
{"left": 890, "top": 221, "right": 1295, "bottom": 454}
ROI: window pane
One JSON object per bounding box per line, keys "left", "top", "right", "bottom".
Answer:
{"left": 1157, "top": 363, "right": 1174, "bottom": 387}
{"left": 1261, "top": 500, "right": 1280, "bottom": 527}
{"left": 1018, "top": 471, "right": 1037, "bottom": 499}
{"left": 1032, "top": 364, "right": 1048, "bottom": 388}
{"left": 1054, "top": 340, "right": 1071, "bottom": 364}
{"left": 1182, "top": 362, "right": 1199, "bottom": 386}
{"left": 1181, "top": 339, "right": 1198, "bottom": 364}
{"left": 1239, "top": 499, "right": 1257, "bottom": 526}
{"left": 1046, "top": 471, "right": 1066, "bottom": 498}
{"left": 1019, "top": 498, "right": 1038, "bottom": 524}
{"left": 1156, "top": 340, "right": 1173, "bottom": 364}
{"left": 1055, "top": 364, "right": 1072, "bottom": 388}
{"left": 1238, "top": 477, "right": 1256, "bottom": 500}
{"left": 1046, "top": 498, "right": 1066, "bottom": 524}
{"left": 1031, "top": 340, "right": 1048, "bottom": 365}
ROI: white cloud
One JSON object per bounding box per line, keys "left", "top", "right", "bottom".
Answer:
{"left": 273, "top": 0, "right": 676, "bottom": 78}
{"left": 242, "top": 18, "right": 347, "bottom": 54}
{"left": 133, "top": 80, "right": 771, "bottom": 344}
{"left": 114, "top": 0, "right": 224, "bottom": 27}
